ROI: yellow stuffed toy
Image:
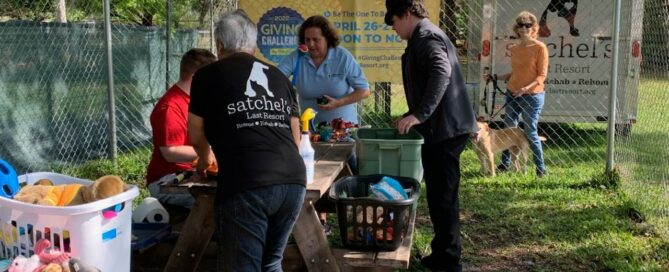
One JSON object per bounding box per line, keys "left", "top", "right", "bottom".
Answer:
{"left": 13, "top": 175, "right": 126, "bottom": 206}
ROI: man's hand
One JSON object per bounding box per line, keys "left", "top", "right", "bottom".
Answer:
{"left": 396, "top": 115, "right": 420, "bottom": 135}
{"left": 196, "top": 155, "right": 211, "bottom": 176}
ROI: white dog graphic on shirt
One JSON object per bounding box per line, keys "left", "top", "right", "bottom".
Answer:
{"left": 245, "top": 61, "right": 274, "bottom": 97}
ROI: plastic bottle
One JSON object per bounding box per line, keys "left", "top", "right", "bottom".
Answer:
{"left": 299, "top": 132, "right": 315, "bottom": 184}
{"left": 300, "top": 108, "right": 317, "bottom": 184}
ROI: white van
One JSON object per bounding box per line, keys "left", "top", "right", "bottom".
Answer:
{"left": 463, "top": 0, "right": 643, "bottom": 135}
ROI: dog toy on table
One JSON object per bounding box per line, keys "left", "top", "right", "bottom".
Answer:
{"left": 13, "top": 175, "right": 126, "bottom": 206}
{"left": 191, "top": 158, "right": 218, "bottom": 177}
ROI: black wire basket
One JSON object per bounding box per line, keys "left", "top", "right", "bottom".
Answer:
{"left": 329, "top": 174, "right": 420, "bottom": 251}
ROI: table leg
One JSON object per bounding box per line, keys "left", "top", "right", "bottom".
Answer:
{"left": 162, "top": 193, "right": 216, "bottom": 272}
{"left": 292, "top": 200, "right": 341, "bottom": 272}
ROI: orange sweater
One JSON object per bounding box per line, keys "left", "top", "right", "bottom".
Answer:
{"left": 507, "top": 40, "right": 549, "bottom": 95}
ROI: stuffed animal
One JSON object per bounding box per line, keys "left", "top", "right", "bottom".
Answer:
{"left": 36, "top": 239, "right": 70, "bottom": 271}
{"left": 7, "top": 255, "right": 40, "bottom": 272}
{"left": 7, "top": 238, "right": 75, "bottom": 272}
{"left": 67, "top": 258, "right": 100, "bottom": 272}
{"left": 13, "top": 175, "right": 125, "bottom": 206}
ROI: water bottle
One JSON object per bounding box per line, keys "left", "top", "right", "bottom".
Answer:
{"left": 299, "top": 132, "right": 315, "bottom": 184}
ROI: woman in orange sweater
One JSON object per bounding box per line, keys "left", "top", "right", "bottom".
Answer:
{"left": 485, "top": 11, "right": 548, "bottom": 177}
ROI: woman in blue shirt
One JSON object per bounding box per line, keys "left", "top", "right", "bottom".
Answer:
{"left": 278, "top": 15, "right": 370, "bottom": 124}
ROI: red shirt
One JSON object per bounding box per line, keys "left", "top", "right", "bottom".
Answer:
{"left": 146, "top": 85, "right": 192, "bottom": 184}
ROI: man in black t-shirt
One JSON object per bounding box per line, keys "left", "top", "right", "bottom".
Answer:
{"left": 188, "top": 9, "right": 306, "bottom": 272}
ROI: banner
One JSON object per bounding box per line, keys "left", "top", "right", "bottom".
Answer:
{"left": 239, "top": 0, "right": 440, "bottom": 83}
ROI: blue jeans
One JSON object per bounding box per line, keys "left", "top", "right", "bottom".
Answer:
{"left": 501, "top": 92, "right": 546, "bottom": 172}
{"left": 216, "top": 184, "right": 305, "bottom": 272}
{"left": 148, "top": 173, "right": 194, "bottom": 208}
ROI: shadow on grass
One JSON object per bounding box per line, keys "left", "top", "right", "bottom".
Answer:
{"left": 453, "top": 180, "right": 669, "bottom": 271}
{"left": 407, "top": 152, "right": 669, "bottom": 271}
{"left": 617, "top": 131, "right": 669, "bottom": 184}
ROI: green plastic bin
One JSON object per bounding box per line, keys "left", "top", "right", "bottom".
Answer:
{"left": 354, "top": 128, "right": 424, "bottom": 181}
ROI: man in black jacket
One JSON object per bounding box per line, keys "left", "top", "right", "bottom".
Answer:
{"left": 385, "top": 0, "right": 478, "bottom": 271}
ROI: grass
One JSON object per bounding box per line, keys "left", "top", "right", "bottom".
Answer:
{"left": 425, "top": 149, "right": 669, "bottom": 271}
{"left": 616, "top": 78, "right": 669, "bottom": 240}
{"left": 396, "top": 77, "right": 669, "bottom": 271}
{"left": 56, "top": 78, "right": 669, "bottom": 271}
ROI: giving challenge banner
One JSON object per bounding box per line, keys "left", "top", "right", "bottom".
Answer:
{"left": 239, "top": 0, "right": 440, "bottom": 83}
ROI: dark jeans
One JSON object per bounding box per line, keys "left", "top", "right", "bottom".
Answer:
{"left": 421, "top": 134, "right": 469, "bottom": 272}
{"left": 216, "top": 184, "right": 306, "bottom": 272}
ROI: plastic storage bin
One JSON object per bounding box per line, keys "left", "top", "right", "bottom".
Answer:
{"left": 0, "top": 172, "right": 139, "bottom": 272}
{"left": 131, "top": 223, "right": 171, "bottom": 251}
{"left": 329, "top": 174, "right": 420, "bottom": 251}
{"left": 354, "top": 128, "right": 424, "bottom": 181}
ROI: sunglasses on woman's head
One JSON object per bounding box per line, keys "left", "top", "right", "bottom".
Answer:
{"left": 517, "top": 23, "right": 533, "bottom": 29}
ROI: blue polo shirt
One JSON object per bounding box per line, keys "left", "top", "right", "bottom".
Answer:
{"left": 278, "top": 46, "right": 369, "bottom": 124}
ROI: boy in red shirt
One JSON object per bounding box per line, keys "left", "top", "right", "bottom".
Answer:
{"left": 146, "top": 49, "right": 216, "bottom": 208}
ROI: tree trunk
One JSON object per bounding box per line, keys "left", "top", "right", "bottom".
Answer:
{"left": 56, "top": 0, "right": 67, "bottom": 23}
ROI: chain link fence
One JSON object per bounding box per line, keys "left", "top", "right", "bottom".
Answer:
{"left": 616, "top": 0, "right": 669, "bottom": 238}
{"left": 0, "top": 0, "right": 667, "bottom": 235}
{"left": 441, "top": 0, "right": 668, "bottom": 237}
{"left": 0, "top": 0, "right": 237, "bottom": 173}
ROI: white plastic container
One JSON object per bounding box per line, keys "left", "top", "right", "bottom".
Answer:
{"left": 0, "top": 172, "right": 139, "bottom": 272}
{"left": 299, "top": 132, "right": 315, "bottom": 184}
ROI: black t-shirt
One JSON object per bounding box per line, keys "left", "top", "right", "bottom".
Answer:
{"left": 189, "top": 52, "right": 306, "bottom": 196}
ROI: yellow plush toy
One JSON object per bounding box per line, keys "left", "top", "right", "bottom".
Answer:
{"left": 13, "top": 175, "right": 126, "bottom": 206}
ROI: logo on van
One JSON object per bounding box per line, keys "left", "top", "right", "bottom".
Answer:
{"left": 538, "top": 0, "right": 580, "bottom": 38}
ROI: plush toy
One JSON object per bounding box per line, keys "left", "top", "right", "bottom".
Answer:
{"left": 7, "top": 255, "right": 40, "bottom": 272}
{"left": 42, "top": 263, "right": 64, "bottom": 272}
{"left": 36, "top": 239, "right": 70, "bottom": 272}
{"left": 7, "top": 238, "right": 74, "bottom": 272}
{"left": 67, "top": 258, "right": 100, "bottom": 272}
{"left": 13, "top": 175, "right": 125, "bottom": 206}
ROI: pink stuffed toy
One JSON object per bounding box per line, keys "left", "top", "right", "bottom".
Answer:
{"left": 7, "top": 239, "right": 71, "bottom": 272}
{"left": 35, "top": 239, "right": 70, "bottom": 271}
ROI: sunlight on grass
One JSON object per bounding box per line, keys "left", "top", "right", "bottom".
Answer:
{"left": 617, "top": 78, "right": 669, "bottom": 240}
{"left": 53, "top": 78, "right": 669, "bottom": 271}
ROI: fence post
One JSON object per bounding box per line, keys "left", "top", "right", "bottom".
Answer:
{"left": 166, "top": 0, "right": 172, "bottom": 90}
{"left": 606, "top": 0, "right": 623, "bottom": 173}
{"left": 103, "top": 0, "right": 117, "bottom": 163}
{"left": 210, "top": 0, "right": 215, "bottom": 53}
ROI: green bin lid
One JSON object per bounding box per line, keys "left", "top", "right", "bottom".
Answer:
{"left": 353, "top": 128, "right": 424, "bottom": 144}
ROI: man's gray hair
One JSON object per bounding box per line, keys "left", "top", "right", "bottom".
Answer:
{"left": 215, "top": 9, "right": 257, "bottom": 52}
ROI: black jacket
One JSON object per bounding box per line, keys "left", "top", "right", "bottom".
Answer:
{"left": 401, "top": 19, "right": 478, "bottom": 145}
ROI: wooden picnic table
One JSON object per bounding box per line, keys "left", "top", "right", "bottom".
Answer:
{"left": 158, "top": 142, "right": 415, "bottom": 272}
